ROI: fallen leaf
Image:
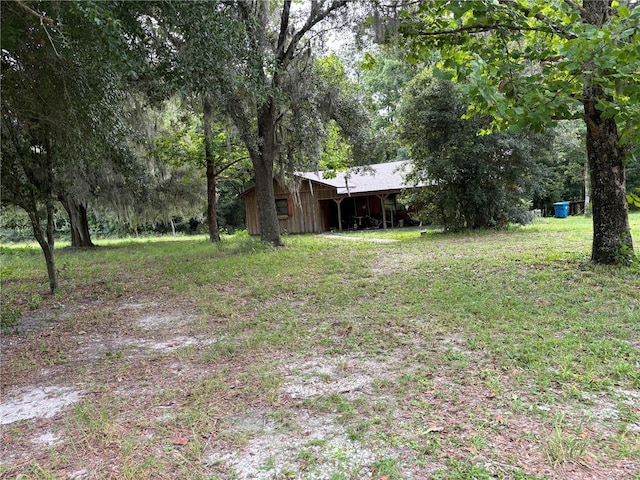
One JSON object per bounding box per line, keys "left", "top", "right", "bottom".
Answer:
{"left": 171, "top": 437, "right": 188, "bottom": 445}
{"left": 378, "top": 476, "right": 388, "bottom": 480}
{"left": 426, "top": 425, "right": 444, "bottom": 433}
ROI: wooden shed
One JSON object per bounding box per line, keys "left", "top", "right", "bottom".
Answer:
{"left": 241, "top": 161, "right": 419, "bottom": 235}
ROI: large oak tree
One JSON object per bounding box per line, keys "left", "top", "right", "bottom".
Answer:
{"left": 217, "top": 1, "right": 352, "bottom": 246}
{"left": 401, "top": 0, "right": 639, "bottom": 264}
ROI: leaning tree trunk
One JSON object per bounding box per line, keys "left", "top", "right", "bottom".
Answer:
{"left": 203, "top": 95, "right": 220, "bottom": 242}
{"left": 27, "top": 208, "right": 57, "bottom": 293}
{"left": 252, "top": 101, "right": 283, "bottom": 246}
{"left": 60, "top": 194, "right": 94, "bottom": 247}
{"left": 583, "top": 85, "right": 634, "bottom": 264}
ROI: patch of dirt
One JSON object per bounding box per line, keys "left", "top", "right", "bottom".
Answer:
{"left": 31, "top": 431, "right": 61, "bottom": 447}
{"left": 281, "top": 356, "right": 397, "bottom": 400}
{"left": 0, "top": 386, "right": 83, "bottom": 425}
{"left": 0, "top": 298, "right": 99, "bottom": 352}
{"left": 209, "top": 410, "right": 379, "bottom": 479}
{"left": 136, "top": 312, "right": 196, "bottom": 330}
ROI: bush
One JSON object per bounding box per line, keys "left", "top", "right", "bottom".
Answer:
{"left": 0, "top": 207, "right": 33, "bottom": 243}
{"left": 398, "top": 74, "right": 550, "bottom": 231}
{"left": 1, "top": 305, "right": 22, "bottom": 332}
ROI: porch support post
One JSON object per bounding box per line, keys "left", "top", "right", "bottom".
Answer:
{"left": 377, "top": 193, "right": 389, "bottom": 230}
{"left": 333, "top": 197, "right": 344, "bottom": 232}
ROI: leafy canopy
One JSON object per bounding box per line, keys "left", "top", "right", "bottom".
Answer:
{"left": 401, "top": 0, "right": 640, "bottom": 147}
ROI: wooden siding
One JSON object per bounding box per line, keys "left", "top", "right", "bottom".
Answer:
{"left": 242, "top": 177, "right": 411, "bottom": 235}
{"left": 244, "top": 193, "right": 259, "bottom": 235}
{"left": 244, "top": 179, "right": 338, "bottom": 235}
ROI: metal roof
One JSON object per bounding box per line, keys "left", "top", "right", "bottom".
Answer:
{"left": 297, "top": 160, "right": 414, "bottom": 195}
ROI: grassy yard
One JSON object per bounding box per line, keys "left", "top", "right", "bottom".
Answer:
{"left": 1, "top": 214, "right": 639, "bottom": 479}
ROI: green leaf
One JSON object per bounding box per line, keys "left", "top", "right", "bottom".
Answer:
{"left": 361, "top": 52, "right": 377, "bottom": 70}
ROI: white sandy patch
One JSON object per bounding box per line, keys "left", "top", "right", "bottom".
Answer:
{"left": 0, "top": 386, "right": 82, "bottom": 425}
{"left": 370, "top": 250, "right": 422, "bottom": 277}
{"left": 613, "top": 388, "right": 640, "bottom": 403}
{"left": 592, "top": 388, "right": 640, "bottom": 433}
{"left": 32, "top": 431, "right": 61, "bottom": 446}
{"left": 74, "top": 335, "right": 145, "bottom": 359}
{"left": 137, "top": 313, "right": 195, "bottom": 330}
{"left": 281, "top": 357, "right": 397, "bottom": 400}
{"left": 68, "top": 468, "right": 89, "bottom": 480}
{"left": 117, "top": 301, "right": 160, "bottom": 311}
{"left": 209, "top": 411, "right": 377, "bottom": 479}
{"left": 203, "top": 357, "right": 403, "bottom": 478}
{"left": 74, "top": 334, "right": 204, "bottom": 359}
{"left": 284, "top": 372, "right": 373, "bottom": 400}
{"left": 149, "top": 336, "right": 198, "bottom": 351}
{"left": 540, "top": 389, "right": 640, "bottom": 435}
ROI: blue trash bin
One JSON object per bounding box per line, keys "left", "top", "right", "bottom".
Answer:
{"left": 553, "top": 201, "right": 570, "bottom": 218}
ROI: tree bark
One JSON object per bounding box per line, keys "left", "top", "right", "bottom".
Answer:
{"left": 60, "top": 194, "right": 94, "bottom": 247}
{"left": 581, "top": 0, "right": 635, "bottom": 264}
{"left": 253, "top": 101, "right": 283, "bottom": 246}
{"left": 203, "top": 95, "right": 220, "bottom": 242}
{"left": 583, "top": 93, "right": 634, "bottom": 264}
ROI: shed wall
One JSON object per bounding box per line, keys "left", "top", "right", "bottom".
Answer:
{"left": 243, "top": 179, "right": 338, "bottom": 235}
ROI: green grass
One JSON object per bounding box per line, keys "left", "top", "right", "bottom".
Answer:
{"left": 1, "top": 214, "right": 639, "bottom": 478}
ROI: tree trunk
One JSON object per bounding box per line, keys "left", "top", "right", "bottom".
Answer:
{"left": 27, "top": 209, "right": 57, "bottom": 293}
{"left": 580, "top": 0, "right": 635, "bottom": 265}
{"left": 253, "top": 101, "right": 283, "bottom": 246}
{"left": 251, "top": 149, "right": 282, "bottom": 245}
{"left": 46, "top": 200, "right": 55, "bottom": 249}
{"left": 583, "top": 86, "right": 634, "bottom": 264}
{"left": 60, "top": 194, "right": 94, "bottom": 247}
{"left": 203, "top": 95, "right": 220, "bottom": 242}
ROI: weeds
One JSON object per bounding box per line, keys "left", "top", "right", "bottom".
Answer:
{"left": 372, "top": 457, "right": 401, "bottom": 479}
{"left": 1, "top": 303, "right": 22, "bottom": 332}
{"left": 67, "top": 399, "right": 118, "bottom": 448}
{"left": 541, "top": 422, "right": 590, "bottom": 466}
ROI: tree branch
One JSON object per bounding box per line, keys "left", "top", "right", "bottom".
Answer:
{"left": 412, "top": 23, "right": 554, "bottom": 37}
{"left": 217, "top": 156, "right": 250, "bottom": 176}
{"left": 277, "top": 0, "right": 292, "bottom": 60}
{"left": 15, "top": 0, "right": 54, "bottom": 24}
{"left": 281, "top": 0, "right": 349, "bottom": 66}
